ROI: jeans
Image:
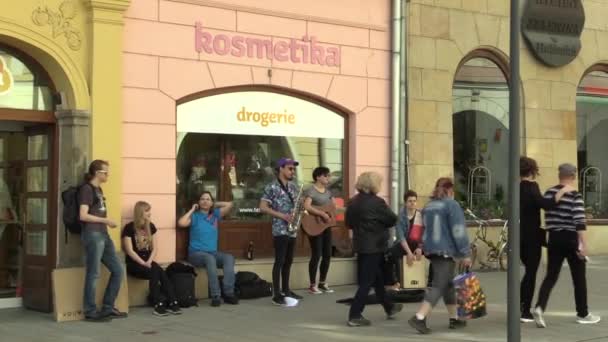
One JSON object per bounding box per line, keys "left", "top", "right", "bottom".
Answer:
{"left": 520, "top": 242, "right": 542, "bottom": 314}
{"left": 273, "top": 236, "right": 296, "bottom": 295}
{"left": 188, "top": 251, "right": 236, "bottom": 298}
{"left": 349, "top": 253, "right": 393, "bottom": 320}
{"left": 82, "top": 230, "right": 123, "bottom": 316}
{"left": 308, "top": 229, "right": 332, "bottom": 285}
{"left": 535, "top": 231, "right": 588, "bottom": 318}
{"left": 127, "top": 261, "right": 176, "bottom": 306}
{"left": 424, "top": 255, "right": 456, "bottom": 307}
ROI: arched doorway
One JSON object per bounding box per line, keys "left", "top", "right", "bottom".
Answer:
{"left": 0, "top": 44, "right": 57, "bottom": 311}
{"left": 453, "top": 55, "right": 510, "bottom": 219}
{"left": 577, "top": 67, "right": 608, "bottom": 219}
{"left": 175, "top": 87, "right": 348, "bottom": 259}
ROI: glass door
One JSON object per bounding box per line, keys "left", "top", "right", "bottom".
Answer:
{"left": 22, "top": 125, "right": 54, "bottom": 312}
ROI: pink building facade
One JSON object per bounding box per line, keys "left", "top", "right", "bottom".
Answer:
{"left": 121, "top": 0, "right": 392, "bottom": 263}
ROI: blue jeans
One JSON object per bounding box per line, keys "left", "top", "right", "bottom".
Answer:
{"left": 188, "top": 251, "right": 235, "bottom": 298}
{"left": 82, "top": 230, "right": 123, "bottom": 316}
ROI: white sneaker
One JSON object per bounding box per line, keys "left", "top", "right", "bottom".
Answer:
{"left": 532, "top": 307, "right": 546, "bottom": 328}
{"left": 308, "top": 285, "right": 322, "bottom": 295}
{"left": 577, "top": 314, "right": 601, "bottom": 324}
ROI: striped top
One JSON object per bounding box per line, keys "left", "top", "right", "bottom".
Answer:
{"left": 543, "top": 185, "right": 586, "bottom": 232}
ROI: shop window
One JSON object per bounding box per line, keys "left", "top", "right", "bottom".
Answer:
{"left": 176, "top": 90, "right": 346, "bottom": 257}
{"left": 577, "top": 70, "right": 608, "bottom": 220}
{"left": 453, "top": 57, "right": 509, "bottom": 219}
{"left": 0, "top": 46, "right": 53, "bottom": 111}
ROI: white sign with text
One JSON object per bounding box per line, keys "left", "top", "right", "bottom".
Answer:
{"left": 177, "top": 91, "right": 345, "bottom": 139}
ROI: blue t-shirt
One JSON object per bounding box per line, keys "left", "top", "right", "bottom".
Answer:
{"left": 188, "top": 208, "right": 221, "bottom": 254}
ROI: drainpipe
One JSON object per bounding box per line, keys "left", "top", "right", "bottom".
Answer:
{"left": 399, "top": 0, "right": 409, "bottom": 202}
{"left": 390, "top": 0, "right": 402, "bottom": 214}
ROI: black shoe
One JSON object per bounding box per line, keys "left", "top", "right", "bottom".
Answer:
{"left": 211, "top": 297, "right": 222, "bottom": 307}
{"left": 408, "top": 315, "right": 431, "bottom": 334}
{"left": 167, "top": 302, "right": 182, "bottom": 315}
{"left": 102, "top": 308, "right": 128, "bottom": 319}
{"left": 347, "top": 317, "right": 372, "bottom": 327}
{"left": 153, "top": 304, "right": 169, "bottom": 317}
{"left": 224, "top": 295, "right": 239, "bottom": 305}
{"left": 386, "top": 303, "right": 403, "bottom": 319}
{"left": 272, "top": 295, "right": 287, "bottom": 306}
{"left": 84, "top": 312, "right": 111, "bottom": 322}
{"left": 521, "top": 311, "right": 534, "bottom": 323}
{"left": 449, "top": 318, "right": 467, "bottom": 329}
{"left": 284, "top": 290, "right": 303, "bottom": 300}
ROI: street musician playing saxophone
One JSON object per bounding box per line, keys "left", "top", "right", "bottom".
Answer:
{"left": 259, "top": 157, "right": 304, "bottom": 306}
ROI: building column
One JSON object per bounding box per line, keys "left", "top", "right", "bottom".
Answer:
{"left": 86, "top": 0, "right": 130, "bottom": 245}
{"left": 56, "top": 109, "right": 91, "bottom": 267}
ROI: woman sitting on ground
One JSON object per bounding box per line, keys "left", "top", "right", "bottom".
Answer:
{"left": 122, "top": 201, "right": 182, "bottom": 316}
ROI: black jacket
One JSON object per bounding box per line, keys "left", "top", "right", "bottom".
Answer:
{"left": 345, "top": 192, "right": 397, "bottom": 254}
{"left": 520, "top": 180, "right": 556, "bottom": 246}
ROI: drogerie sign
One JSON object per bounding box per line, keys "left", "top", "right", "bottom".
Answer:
{"left": 521, "top": 0, "right": 585, "bottom": 67}
{"left": 194, "top": 22, "right": 341, "bottom": 66}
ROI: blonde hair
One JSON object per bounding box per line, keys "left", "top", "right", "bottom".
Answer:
{"left": 355, "top": 171, "right": 382, "bottom": 194}
{"left": 133, "top": 201, "right": 153, "bottom": 249}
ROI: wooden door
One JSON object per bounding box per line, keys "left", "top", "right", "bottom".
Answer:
{"left": 22, "top": 125, "right": 55, "bottom": 312}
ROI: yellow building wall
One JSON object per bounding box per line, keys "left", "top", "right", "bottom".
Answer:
{"left": 408, "top": 0, "right": 608, "bottom": 254}
{"left": 0, "top": 0, "right": 130, "bottom": 246}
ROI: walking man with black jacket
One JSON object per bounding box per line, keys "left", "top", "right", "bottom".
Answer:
{"left": 345, "top": 171, "right": 402, "bottom": 327}
{"left": 533, "top": 163, "right": 601, "bottom": 327}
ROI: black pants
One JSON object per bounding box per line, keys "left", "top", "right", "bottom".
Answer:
{"left": 535, "top": 231, "right": 588, "bottom": 318}
{"left": 520, "top": 242, "right": 542, "bottom": 314}
{"left": 127, "top": 261, "right": 177, "bottom": 306}
{"left": 308, "top": 229, "right": 332, "bottom": 285}
{"left": 349, "top": 253, "right": 393, "bottom": 320}
{"left": 272, "top": 236, "right": 296, "bottom": 296}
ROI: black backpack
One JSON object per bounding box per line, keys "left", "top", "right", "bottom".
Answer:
{"left": 166, "top": 262, "right": 198, "bottom": 308}
{"left": 235, "top": 271, "right": 272, "bottom": 299}
{"left": 61, "top": 183, "right": 95, "bottom": 234}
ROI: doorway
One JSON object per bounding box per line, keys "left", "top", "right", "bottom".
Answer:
{"left": 0, "top": 120, "right": 56, "bottom": 311}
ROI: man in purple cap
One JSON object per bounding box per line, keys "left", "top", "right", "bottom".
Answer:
{"left": 259, "top": 157, "right": 304, "bottom": 306}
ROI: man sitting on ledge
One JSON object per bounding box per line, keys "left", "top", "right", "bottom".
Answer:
{"left": 178, "top": 191, "right": 238, "bottom": 307}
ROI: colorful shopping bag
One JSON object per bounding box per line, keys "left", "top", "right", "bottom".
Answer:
{"left": 453, "top": 271, "right": 487, "bottom": 319}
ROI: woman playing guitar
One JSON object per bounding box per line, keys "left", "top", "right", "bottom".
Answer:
{"left": 303, "top": 166, "right": 336, "bottom": 294}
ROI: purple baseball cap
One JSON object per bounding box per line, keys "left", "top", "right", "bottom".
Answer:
{"left": 276, "top": 157, "right": 299, "bottom": 168}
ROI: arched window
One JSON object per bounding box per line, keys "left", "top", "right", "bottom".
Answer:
{"left": 0, "top": 45, "right": 54, "bottom": 111}
{"left": 453, "top": 57, "right": 509, "bottom": 219}
{"left": 577, "top": 68, "right": 608, "bottom": 219}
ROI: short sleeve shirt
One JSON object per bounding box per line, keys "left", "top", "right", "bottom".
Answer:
{"left": 189, "top": 208, "right": 221, "bottom": 254}
{"left": 305, "top": 186, "right": 333, "bottom": 206}
{"left": 77, "top": 184, "right": 107, "bottom": 232}
{"left": 261, "top": 179, "right": 299, "bottom": 237}
{"left": 121, "top": 222, "right": 157, "bottom": 264}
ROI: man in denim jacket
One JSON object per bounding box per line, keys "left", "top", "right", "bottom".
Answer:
{"left": 409, "top": 178, "right": 471, "bottom": 335}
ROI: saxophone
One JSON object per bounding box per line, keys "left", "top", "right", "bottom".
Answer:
{"left": 287, "top": 183, "right": 305, "bottom": 233}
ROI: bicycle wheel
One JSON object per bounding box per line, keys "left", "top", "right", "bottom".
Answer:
{"left": 498, "top": 243, "right": 508, "bottom": 271}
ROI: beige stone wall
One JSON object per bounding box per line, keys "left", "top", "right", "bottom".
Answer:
{"left": 408, "top": 0, "right": 608, "bottom": 198}
{"left": 408, "top": 0, "right": 510, "bottom": 204}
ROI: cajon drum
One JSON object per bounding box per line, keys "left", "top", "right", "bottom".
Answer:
{"left": 401, "top": 256, "right": 428, "bottom": 289}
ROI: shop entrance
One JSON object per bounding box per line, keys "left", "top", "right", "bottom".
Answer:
{"left": 0, "top": 120, "right": 56, "bottom": 311}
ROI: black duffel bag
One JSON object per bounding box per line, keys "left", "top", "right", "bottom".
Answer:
{"left": 235, "top": 271, "right": 272, "bottom": 299}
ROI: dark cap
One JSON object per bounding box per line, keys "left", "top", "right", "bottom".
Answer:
{"left": 276, "top": 157, "right": 299, "bottom": 168}
{"left": 558, "top": 163, "right": 577, "bottom": 178}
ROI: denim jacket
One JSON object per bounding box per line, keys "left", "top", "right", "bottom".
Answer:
{"left": 421, "top": 198, "right": 471, "bottom": 258}
{"left": 395, "top": 208, "right": 409, "bottom": 243}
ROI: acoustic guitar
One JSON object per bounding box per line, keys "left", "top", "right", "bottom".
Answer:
{"left": 301, "top": 202, "right": 338, "bottom": 236}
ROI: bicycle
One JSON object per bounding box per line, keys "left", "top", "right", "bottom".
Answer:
{"left": 465, "top": 209, "right": 509, "bottom": 271}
